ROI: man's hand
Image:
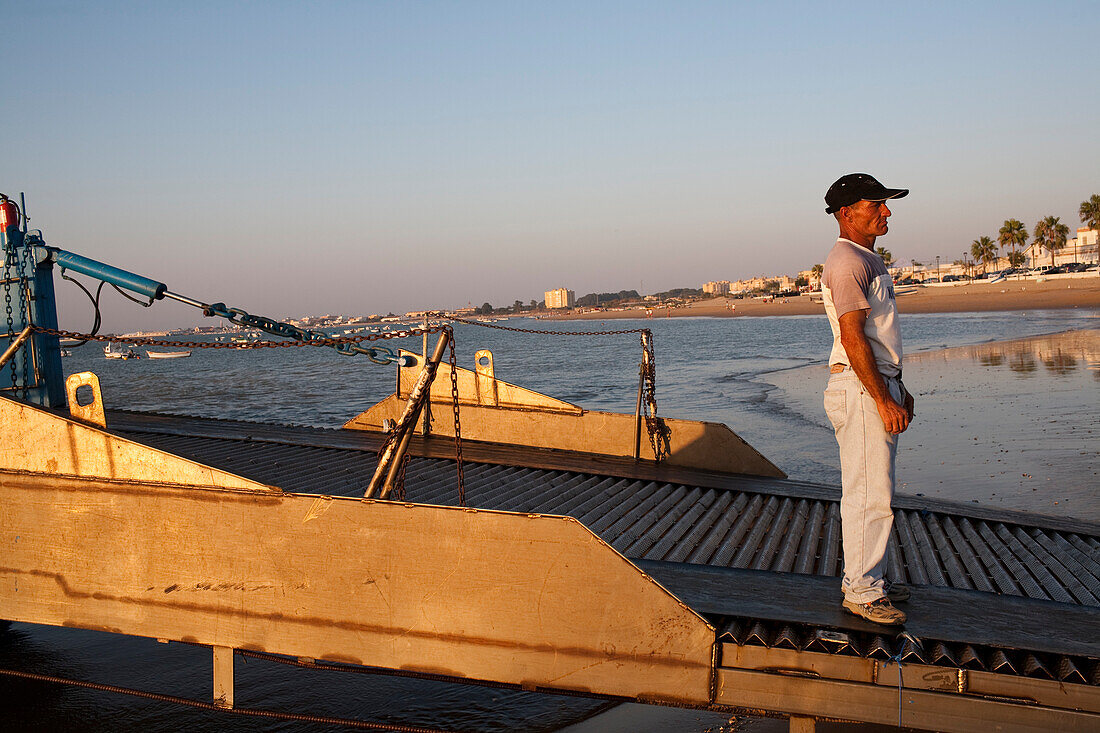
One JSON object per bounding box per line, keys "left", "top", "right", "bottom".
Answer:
{"left": 876, "top": 396, "right": 910, "bottom": 435}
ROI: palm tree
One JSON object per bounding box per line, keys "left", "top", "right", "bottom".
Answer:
{"left": 997, "top": 219, "right": 1027, "bottom": 265}
{"left": 874, "top": 247, "right": 893, "bottom": 266}
{"left": 1032, "top": 216, "right": 1069, "bottom": 267}
{"left": 1080, "top": 195, "right": 1099, "bottom": 263}
{"left": 970, "top": 236, "right": 997, "bottom": 274}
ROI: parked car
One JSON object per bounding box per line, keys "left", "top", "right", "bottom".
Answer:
{"left": 942, "top": 275, "right": 962, "bottom": 282}
{"left": 1064, "top": 262, "right": 1089, "bottom": 273}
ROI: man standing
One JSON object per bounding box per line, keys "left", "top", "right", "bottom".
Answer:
{"left": 821, "top": 173, "right": 915, "bottom": 626}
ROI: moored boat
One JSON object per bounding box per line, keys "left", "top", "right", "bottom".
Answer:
{"left": 104, "top": 343, "right": 139, "bottom": 360}
{"left": 145, "top": 350, "right": 191, "bottom": 359}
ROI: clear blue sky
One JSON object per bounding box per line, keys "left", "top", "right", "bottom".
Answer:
{"left": 4, "top": 1, "right": 1097, "bottom": 330}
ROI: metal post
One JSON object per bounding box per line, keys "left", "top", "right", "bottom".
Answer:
{"left": 213, "top": 645, "right": 234, "bottom": 709}
{"left": 421, "top": 316, "right": 431, "bottom": 436}
{"left": 0, "top": 326, "right": 32, "bottom": 371}
{"left": 366, "top": 330, "right": 450, "bottom": 499}
{"left": 633, "top": 365, "right": 644, "bottom": 460}
{"left": 789, "top": 716, "right": 815, "bottom": 733}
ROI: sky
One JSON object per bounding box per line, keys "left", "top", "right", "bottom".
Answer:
{"left": 3, "top": 1, "right": 1098, "bottom": 331}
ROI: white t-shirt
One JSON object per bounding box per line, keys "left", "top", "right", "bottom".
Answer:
{"left": 821, "top": 238, "right": 902, "bottom": 377}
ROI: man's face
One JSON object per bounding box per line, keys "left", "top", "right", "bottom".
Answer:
{"left": 844, "top": 199, "right": 892, "bottom": 238}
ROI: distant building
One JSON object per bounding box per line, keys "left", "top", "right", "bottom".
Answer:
{"left": 544, "top": 288, "right": 575, "bottom": 309}
{"left": 703, "top": 280, "right": 731, "bottom": 295}
{"left": 1068, "top": 228, "right": 1099, "bottom": 263}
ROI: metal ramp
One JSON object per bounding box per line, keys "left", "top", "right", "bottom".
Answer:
{"left": 2, "top": 397, "right": 1098, "bottom": 731}
{"left": 100, "top": 408, "right": 1100, "bottom": 731}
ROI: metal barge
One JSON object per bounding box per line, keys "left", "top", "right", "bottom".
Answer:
{"left": 2, "top": 197, "right": 1099, "bottom": 731}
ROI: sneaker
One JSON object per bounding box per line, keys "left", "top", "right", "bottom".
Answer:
{"left": 839, "top": 581, "right": 911, "bottom": 603}
{"left": 884, "top": 581, "right": 910, "bottom": 603}
{"left": 843, "top": 597, "right": 907, "bottom": 625}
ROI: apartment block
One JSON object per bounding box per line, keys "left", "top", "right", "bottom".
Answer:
{"left": 544, "top": 288, "right": 576, "bottom": 309}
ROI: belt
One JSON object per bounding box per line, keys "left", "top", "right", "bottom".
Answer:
{"left": 829, "top": 364, "right": 903, "bottom": 379}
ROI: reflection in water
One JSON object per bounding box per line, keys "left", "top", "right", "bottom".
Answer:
{"left": 909, "top": 329, "right": 1098, "bottom": 380}
{"left": 1009, "top": 352, "right": 1037, "bottom": 375}
{"left": 1042, "top": 348, "right": 1077, "bottom": 375}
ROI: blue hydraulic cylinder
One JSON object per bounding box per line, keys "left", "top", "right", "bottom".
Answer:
{"left": 50, "top": 248, "right": 167, "bottom": 301}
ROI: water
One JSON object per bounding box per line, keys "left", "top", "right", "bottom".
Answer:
{"left": 3, "top": 309, "right": 1098, "bottom": 731}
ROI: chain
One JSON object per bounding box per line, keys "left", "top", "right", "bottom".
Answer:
{"left": 200, "top": 303, "right": 416, "bottom": 364}
{"left": 18, "top": 231, "right": 33, "bottom": 398}
{"left": 448, "top": 335, "right": 465, "bottom": 505}
{"left": 640, "top": 332, "right": 671, "bottom": 461}
{"left": 447, "top": 316, "right": 667, "bottom": 462}
{"left": 2, "top": 237, "right": 15, "bottom": 392}
{"left": 29, "top": 325, "right": 439, "bottom": 362}
{"left": 447, "top": 315, "right": 653, "bottom": 337}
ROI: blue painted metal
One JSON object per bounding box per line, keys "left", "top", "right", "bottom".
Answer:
{"left": 50, "top": 249, "right": 167, "bottom": 301}
{"left": 1, "top": 210, "right": 65, "bottom": 407}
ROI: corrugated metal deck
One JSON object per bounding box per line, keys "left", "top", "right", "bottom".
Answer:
{"left": 107, "top": 410, "right": 1100, "bottom": 686}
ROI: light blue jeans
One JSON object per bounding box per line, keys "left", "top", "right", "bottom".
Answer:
{"left": 824, "top": 370, "right": 902, "bottom": 604}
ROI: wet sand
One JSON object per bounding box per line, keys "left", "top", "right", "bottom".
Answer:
{"left": 767, "top": 329, "right": 1100, "bottom": 519}
{"left": 569, "top": 328, "right": 1099, "bottom": 732}
{"left": 545, "top": 277, "right": 1100, "bottom": 321}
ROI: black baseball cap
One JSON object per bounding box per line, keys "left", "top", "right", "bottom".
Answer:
{"left": 824, "top": 173, "right": 908, "bottom": 214}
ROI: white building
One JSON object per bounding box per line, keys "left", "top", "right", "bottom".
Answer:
{"left": 703, "top": 280, "right": 731, "bottom": 295}
{"left": 1067, "top": 228, "right": 1099, "bottom": 263}
{"left": 544, "top": 288, "right": 576, "bottom": 309}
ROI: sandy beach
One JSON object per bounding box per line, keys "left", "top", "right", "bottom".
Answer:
{"left": 545, "top": 276, "right": 1100, "bottom": 321}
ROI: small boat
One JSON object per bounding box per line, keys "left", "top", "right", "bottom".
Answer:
{"left": 104, "top": 344, "right": 139, "bottom": 360}
{"left": 145, "top": 350, "right": 191, "bottom": 359}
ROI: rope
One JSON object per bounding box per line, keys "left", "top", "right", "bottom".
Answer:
{"left": 0, "top": 667, "right": 462, "bottom": 732}
{"left": 884, "top": 632, "right": 922, "bottom": 730}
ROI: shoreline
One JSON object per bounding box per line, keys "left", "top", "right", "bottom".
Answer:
{"left": 542, "top": 277, "right": 1100, "bottom": 321}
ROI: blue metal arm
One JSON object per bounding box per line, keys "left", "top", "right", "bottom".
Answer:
{"left": 49, "top": 248, "right": 167, "bottom": 301}
{"left": 42, "top": 246, "right": 413, "bottom": 366}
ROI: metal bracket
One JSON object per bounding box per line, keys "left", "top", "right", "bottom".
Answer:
{"left": 65, "top": 371, "right": 105, "bottom": 427}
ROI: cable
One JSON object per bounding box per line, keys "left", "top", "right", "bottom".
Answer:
{"left": 0, "top": 667, "right": 462, "bottom": 733}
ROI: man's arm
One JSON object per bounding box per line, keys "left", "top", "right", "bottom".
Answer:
{"left": 838, "top": 309, "right": 911, "bottom": 434}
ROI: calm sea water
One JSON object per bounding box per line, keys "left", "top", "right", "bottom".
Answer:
{"left": 2, "top": 308, "right": 1097, "bottom": 731}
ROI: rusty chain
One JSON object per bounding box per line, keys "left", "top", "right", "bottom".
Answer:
{"left": 28, "top": 324, "right": 466, "bottom": 504}
{"left": 29, "top": 324, "right": 432, "bottom": 354}
{"left": 446, "top": 316, "right": 668, "bottom": 462}
{"left": 448, "top": 334, "right": 465, "bottom": 504}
